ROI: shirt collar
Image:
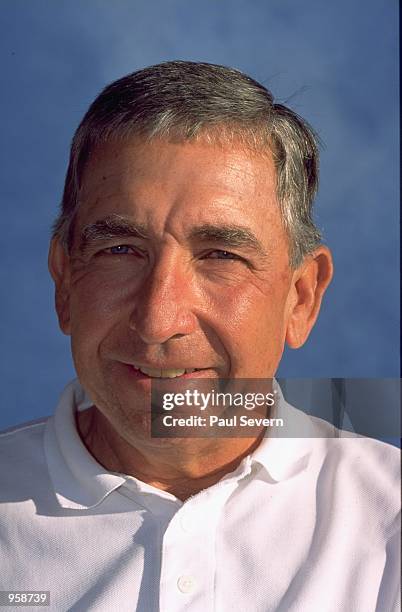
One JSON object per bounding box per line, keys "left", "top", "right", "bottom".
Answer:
{"left": 249, "top": 381, "right": 317, "bottom": 481}
{"left": 44, "top": 379, "right": 126, "bottom": 510}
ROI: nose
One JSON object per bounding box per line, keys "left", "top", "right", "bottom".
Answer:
{"left": 128, "top": 255, "right": 199, "bottom": 345}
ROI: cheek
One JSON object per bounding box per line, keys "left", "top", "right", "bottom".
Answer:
{"left": 206, "top": 278, "right": 289, "bottom": 359}
{"left": 68, "top": 273, "right": 131, "bottom": 356}
{"left": 71, "top": 264, "right": 139, "bottom": 319}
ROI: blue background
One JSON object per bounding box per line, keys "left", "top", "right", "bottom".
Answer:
{"left": 0, "top": 0, "right": 399, "bottom": 429}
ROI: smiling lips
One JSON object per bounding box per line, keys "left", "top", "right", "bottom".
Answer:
{"left": 132, "top": 364, "right": 202, "bottom": 378}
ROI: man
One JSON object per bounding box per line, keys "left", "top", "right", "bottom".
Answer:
{"left": 0, "top": 61, "right": 399, "bottom": 611}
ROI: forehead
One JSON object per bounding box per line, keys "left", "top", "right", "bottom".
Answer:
{"left": 77, "top": 137, "right": 283, "bottom": 242}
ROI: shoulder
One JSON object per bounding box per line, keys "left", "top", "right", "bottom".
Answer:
{"left": 280, "top": 403, "right": 400, "bottom": 530}
{"left": 0, "top": 417, "right": 50, "bottom": 499}
{"left": 0, "top": 417, "right": 49, "bottom": 444}
{"left": 0, "top": 379, "right": 82, "bottom": 477}
{"left": 308, "top": 414, "right": 400, "bottom": 535}
{"left": 0, "top": 416, "right": 48, "bottom": 451}
{"left": 308, "top": 411, "right": 400, "bottom": 476}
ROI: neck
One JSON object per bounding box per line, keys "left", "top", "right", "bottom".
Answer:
{"left": 76, "top": 406, "right": 264, "bottom": 501}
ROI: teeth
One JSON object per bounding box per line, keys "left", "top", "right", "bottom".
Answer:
{"left": 133, "top": 365, "right": 196, "bottom": 378}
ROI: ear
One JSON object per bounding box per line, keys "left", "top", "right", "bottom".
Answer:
{"left": 285, "top": 246, "right": 333, "bottom": 349}
{"left": 48, "top": 238, "right": 72, "bottom": 335}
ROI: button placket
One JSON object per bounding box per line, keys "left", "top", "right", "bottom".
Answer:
{"left": 159, "top": 484, "right": 240, "bottom": 611}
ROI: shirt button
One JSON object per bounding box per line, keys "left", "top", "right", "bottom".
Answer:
{"left": 177, "top": 575, "right": 196, "bottom": 593}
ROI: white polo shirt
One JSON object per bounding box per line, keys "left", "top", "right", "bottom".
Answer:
{"left": 0, "top": 380, "right": 400, "bottom": 611}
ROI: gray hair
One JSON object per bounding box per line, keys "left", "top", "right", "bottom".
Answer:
{"left": 52, "top": 60, "right": 322, "bottom": 267}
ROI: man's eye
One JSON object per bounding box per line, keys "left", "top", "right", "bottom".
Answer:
{"left": 205, "top": 250, "right": 241, "bottom": 260}
{"left": 106, "top": 245, "right": 136, "bottom": 255}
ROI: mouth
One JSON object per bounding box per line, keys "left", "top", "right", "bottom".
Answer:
{"left": 131, "top": 364, "right": 208, "bottom": 379}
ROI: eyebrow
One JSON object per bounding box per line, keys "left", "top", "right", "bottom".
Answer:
{"left": 79, "top": 215, "right": 149, "bottom": 253}
{"left": 189, "top": 224, "right": 268, "bottom": 256}
{"left": 78, "top": 215, "right": 268, "bottom": 257}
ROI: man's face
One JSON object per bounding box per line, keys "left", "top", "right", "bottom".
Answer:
{"left": 53, "top": 137, "right": 307, "bottom": 438}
